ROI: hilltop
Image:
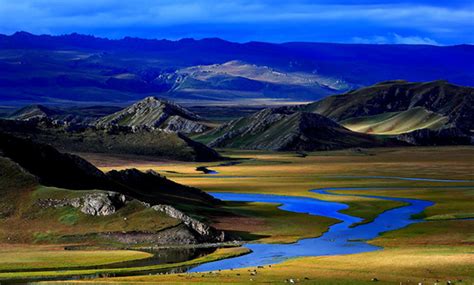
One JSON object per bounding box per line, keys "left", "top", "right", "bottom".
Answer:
{"left": 304, "top": 80, "right": 473, "bottom": 143}
{"left": 196, "top": 107, "right": 390, "bottom": 151}
{"left": 7, "top": 104, "right": 121, "bottom": 124}
{"left": 195, "top": 80, "right": 473, "bottom": 149}
{"left": 96, "top": 96, "right": 210, "bottom": 133}
{"left": 0, "top": 133, "right": 227, "bottom": 245}
{"left": 0, "top": 119, "right": 222, "bottom": 161}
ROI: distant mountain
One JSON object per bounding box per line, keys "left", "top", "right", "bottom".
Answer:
{"left": 196, "top": 107, "right": 392, "bottom": 151}
{"left": 168, "top": 60, "right": 346, "bottom": 101}
{"left": 0, "top": 32, "right": 473, "bottom": 105}
{"left": 305, "top": 80, "right": 473, "bottom": 137}
{"left": 96, "top": 96, "right": 210, "bottom": 133}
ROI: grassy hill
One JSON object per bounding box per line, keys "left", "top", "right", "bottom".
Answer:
{"left": 306, "top": 80, "right": 473, "bottom": 136}
{"left": 195, "top": 107, "right": 392, "bottom": 151}
{"left": 0, "top": 119, "right": 222, "bottom": 162}
{"left": 0, "top": 133, "right": 226, "bottom": 245}
{"left": 0, "top": 156, "right": 181, "bottom": 244}
{"left": 340, "top": 107, "right": 449, "bottom": 135}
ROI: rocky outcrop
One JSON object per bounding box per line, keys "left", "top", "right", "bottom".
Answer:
{"left": 81, "top": 192, "right": 127, "bottom": 216}
{"left": 152, "top": 204, "right": 225, "bottom": 242}
{"left": 95, "top": 97, "right": 210, "bottom": 134}
{"left": 37, "top": 192, "right": 127, "bottom": 216}
{"left": 38, "top": 194, "right": 226, "bottom": 243}
{"left": 163, "top": 115, "right": 208, "bottom": 133}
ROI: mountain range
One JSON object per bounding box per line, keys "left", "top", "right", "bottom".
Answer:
{"left": 1, "top": 80, "right": 472, "bottom": 153}
{"left": 1, "top": 32, "right": 473, "bottom": 106}
{"left": 194, "top": 80, "right": 473, "bottom": 149}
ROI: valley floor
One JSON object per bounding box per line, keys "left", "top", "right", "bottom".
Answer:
{"left": 2, "top": 146, "right": 474, "bottom": 284}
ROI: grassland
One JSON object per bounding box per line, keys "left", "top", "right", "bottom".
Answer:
{"left": 97, "top": 146, "right": 474, "bottom": 224}
{"left": 0, "top": 247, "right": 249, "bottom": 282}
{"left": 1, "top": 147, "right": 473, "bottom": 283}
{"left": 73, "top": 146, "right": 473, "bottom": 284}
{"left": 0, "top": 245, "right": 152, "bottom": 271}
{"left": 0, "top": 184, "right": 180, "bottom": 244}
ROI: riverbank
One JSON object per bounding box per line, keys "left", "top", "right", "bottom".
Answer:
{"left": 80, "top": 146, "right": 474, "bottom": 284}
{"left": 2, "top": 147, "right": 473, "bottom": 284}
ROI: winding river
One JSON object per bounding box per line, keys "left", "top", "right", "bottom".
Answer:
{"left": 190, "top": 187, "right": 436, "bottom": 272}
{"left": 4, "top": 177, "right": 472, "bottom": 284}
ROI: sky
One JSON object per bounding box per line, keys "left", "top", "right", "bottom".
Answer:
{"left": 0, "top": 0, "right": 473, "bottom": 45}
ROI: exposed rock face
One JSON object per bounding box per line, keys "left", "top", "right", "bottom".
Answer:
{"left": 37, "top": 192, "right": 127, "bottom": 216}
{"left": 163, "top": 115, "right": 208, "bottom": 133}
{"left": 1, "top": 133, "right": 227, "bottom": 244}
{"left": 95, "top": 97, "right": 210, "bottom": 134}
{"left": 152, "top": 204, "right": 225, "bottom": 242}
{"left": 80, "top": 192, "right": 127, "bottom": 216}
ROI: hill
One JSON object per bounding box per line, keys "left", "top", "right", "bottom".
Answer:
{"left": 0, "top": 32, "right": 473, "bottom": 105}
{"left": 305, "top": 80, "right": 474, "bottom": 137}
{"left": 95, "top": 97, "right": 210, "bottom": 133}
{"left": 0, "top": 119, "right": 222, "bottom": 162}
{"left": 196, "top": 107, "right": 391, "bottom": 151}
{"left": 0, "top": 133, "right": 226, "bottom": 245}
{"left": 8, "top": 104, "right": 61, "bottom": 121}
{"left": 7, "top": 104, "right": 121, "bottom": 124}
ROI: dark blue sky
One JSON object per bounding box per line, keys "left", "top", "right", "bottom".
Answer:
{"left": 0, "top": 0, "right": 473, "bottom": 45}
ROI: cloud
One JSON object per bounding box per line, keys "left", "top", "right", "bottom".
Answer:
{"left": 393, "top": 34, "right": 439, "bottom": 45}
{"left": 0, "top": 0, "right": 472, "bottom": 44}
{"left": 352, "top": 34, "right": 440, "bottom": 45}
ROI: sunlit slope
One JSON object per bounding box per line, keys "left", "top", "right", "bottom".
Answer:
{"left": 196, "top": 107, "right": 390, "bottom": 151}
{"left": 341, "top": 107, "right": 449, "bottom": 135}
{"left": 305, "top": 80, "right": 473, "bottom": 136}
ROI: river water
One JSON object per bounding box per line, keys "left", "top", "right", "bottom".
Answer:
{"left": 190, "top": 188, "right": 434, "bottom": 272}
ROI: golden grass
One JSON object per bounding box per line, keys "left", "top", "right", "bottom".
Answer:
{"left": 52, "top": 246, "right": 473, "bottom": 284}
{"left": 2, "top": 247, "right": 249, "bottom": 282}
{"left": 0, "top": 245, "right": 152, "bottom": 271}
{"left": 62, "top": 146, "right": 473, "bottom": 284}
{"left": 97, "top": 146, "right": 474, "bottom": 223}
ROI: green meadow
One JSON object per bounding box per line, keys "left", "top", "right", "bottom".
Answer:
{"left": 1, "top": 146, "right": 473, "bottom": 284}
